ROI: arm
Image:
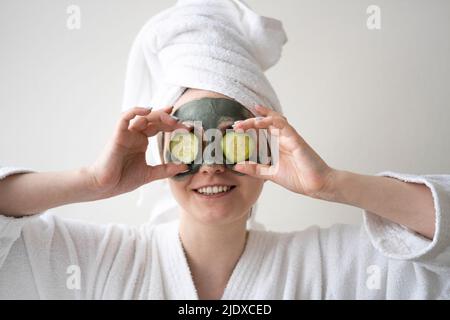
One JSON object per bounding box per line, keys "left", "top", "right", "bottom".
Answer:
{"left": 0, "top": 106, "right": 188, "bottom": 217}
{"left": 321, "top": 170, "right": 435, "bottom": 239}
{"left": 233, "top": 105, "right": 436, "bottom": 239}
{"left": 0, "top": 168, "right": 95, "bottom": 216}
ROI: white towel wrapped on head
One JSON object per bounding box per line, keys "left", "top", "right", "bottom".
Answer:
{"left": 121, "top": 0, "right": 288, "bottom": 228}
{"left": 122, "top": 0, "right": 287, "bottom": 113}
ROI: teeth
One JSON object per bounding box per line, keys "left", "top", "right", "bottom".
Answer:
{"left": 197, "top": 185, "right": 232, "bottom": 195}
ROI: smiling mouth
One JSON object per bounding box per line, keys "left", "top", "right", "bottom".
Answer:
{"left": 193, "top": 185, "right": 237, "bottom": 197}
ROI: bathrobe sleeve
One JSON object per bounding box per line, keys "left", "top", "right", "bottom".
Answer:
{"left": 363, "top": 172, "right": 450, "bottom": 271}
{"left": 0, "top": 166, "right": 152, "bottom": 299}
{"left": 262, "top": 172, "right": 450, "bottom": 300}
{"left": 0, "top": 165, "right": 39, "bottom": 271}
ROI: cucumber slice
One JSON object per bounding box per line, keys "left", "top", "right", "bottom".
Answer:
{"left": 221, "top": 132, "right": 255, "bottom": 163}
{"left": 169, "top": 132, "right": 199, "bottom": 164}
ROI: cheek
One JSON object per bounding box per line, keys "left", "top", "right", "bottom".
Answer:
{"left": 236, "top": 176, "right": 264, "bottom": 202}
{"left": 168, "top": 178, "right": 191, "bottom": 203}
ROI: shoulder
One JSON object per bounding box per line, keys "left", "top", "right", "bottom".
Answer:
{"left": 18, "top": 212, "right": 162, "bottom": 255}
{"left": 248, "top": 223, "right": 368, "bottom": 259}
{"left": 250, "top": 223, "right": 363, "bottom": 246}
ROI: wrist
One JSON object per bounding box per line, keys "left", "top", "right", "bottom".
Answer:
{"left": 320, "top": 169, "right": 368, "bottom": 207}
{"left": 76, "top": 166, "right": 108, "bottom": 201}
{"left": 313, "top": 168, "right": 348, "bottom": 203}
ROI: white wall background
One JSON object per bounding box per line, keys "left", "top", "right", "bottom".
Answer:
{"left": 1, "top": 0, "right": 449, "bottom": 232}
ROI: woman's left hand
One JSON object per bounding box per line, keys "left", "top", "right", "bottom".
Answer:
{"left": 232, "top": 105, "right": 336, "bottom": 198}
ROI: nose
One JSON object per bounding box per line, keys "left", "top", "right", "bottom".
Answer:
{"left": 199, "top": 164, "right": 226, "bottom": 175}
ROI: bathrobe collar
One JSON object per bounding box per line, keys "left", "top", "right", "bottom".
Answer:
{"left": 154, "top": 220, "right": 269, "bottom": 300}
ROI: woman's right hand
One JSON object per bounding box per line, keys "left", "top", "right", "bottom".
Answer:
{"left": 87, "top": 106, "right": 189, "bottom": 199}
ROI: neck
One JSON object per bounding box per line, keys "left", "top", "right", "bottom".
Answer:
{"left": 178, "top": 212, "right": 248, "bottom": 299}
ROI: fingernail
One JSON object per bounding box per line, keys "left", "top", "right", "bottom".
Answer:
{"left": 255, "top": 116, "right": 264, "bottom": 121}
{"left": 232, "top": 120, "right": 243, "bottom": 128}
{"left": 170, "top": 115, "right": 180, "bottom": 122}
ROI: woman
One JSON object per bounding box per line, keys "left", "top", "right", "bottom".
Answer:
{"left": 1, "top": 87, "right": 449, "bottom": 299}
{"left": 1, "top": 0, "right": 449, "bottom": 299}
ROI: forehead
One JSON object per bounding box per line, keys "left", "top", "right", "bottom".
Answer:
{"left": 172, "top": 97, "right": 254, "bottom": 128}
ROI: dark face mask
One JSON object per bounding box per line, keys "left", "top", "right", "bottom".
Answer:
{"left": 162, "top": 97, "right": 270, "bottom": 180}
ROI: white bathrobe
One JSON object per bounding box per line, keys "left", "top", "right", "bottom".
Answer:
{"left": 1, "top": 166, "right": 449, "bottom": 299}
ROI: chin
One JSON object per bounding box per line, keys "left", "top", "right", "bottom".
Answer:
{"left": 190, "top": 205, "right": 245, "bottom": 226}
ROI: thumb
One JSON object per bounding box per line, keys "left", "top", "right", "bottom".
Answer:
{"left": 233, "top": 161, "right": 274, "bottom": 180}
{"left": 145, "top": 163, "right": 188, "bottom": 182}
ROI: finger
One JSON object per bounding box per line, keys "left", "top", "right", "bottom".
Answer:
{"left": 142, "top": 108, "right": 176, "bottom": 124}
{"left": 119, "top": 107, "right": 152, "bottom": 131}
{"left": 255, "top": 105, "right": 289, "bottom": 122}
{"left": 234, "top": 115, "right": 300, "bottom": 140}
{"left": 143, "top": 124, "right": 190, "bottom": 137}
{"left": 142, "top": 112, "right": 191, "bottom": 137}
{"left": 233, "top": 161, "right": 273, "bottom": 180}
{"left": 145, "top": 163, "right": 189, "bottom": 182}
{"left": 233, "top": 115, "right": 286, "bottom": 131}
{"left": 162, "top": 105, "right": 174, "bottom": 113}
{"left": 129, "top": 115, "right": 148, "bottom": 131}
{"left": 130, "top": 111, "right": 185, "bottom": 134}
{"left": 160, "top": 112, "right": 185, "bottom": 127}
